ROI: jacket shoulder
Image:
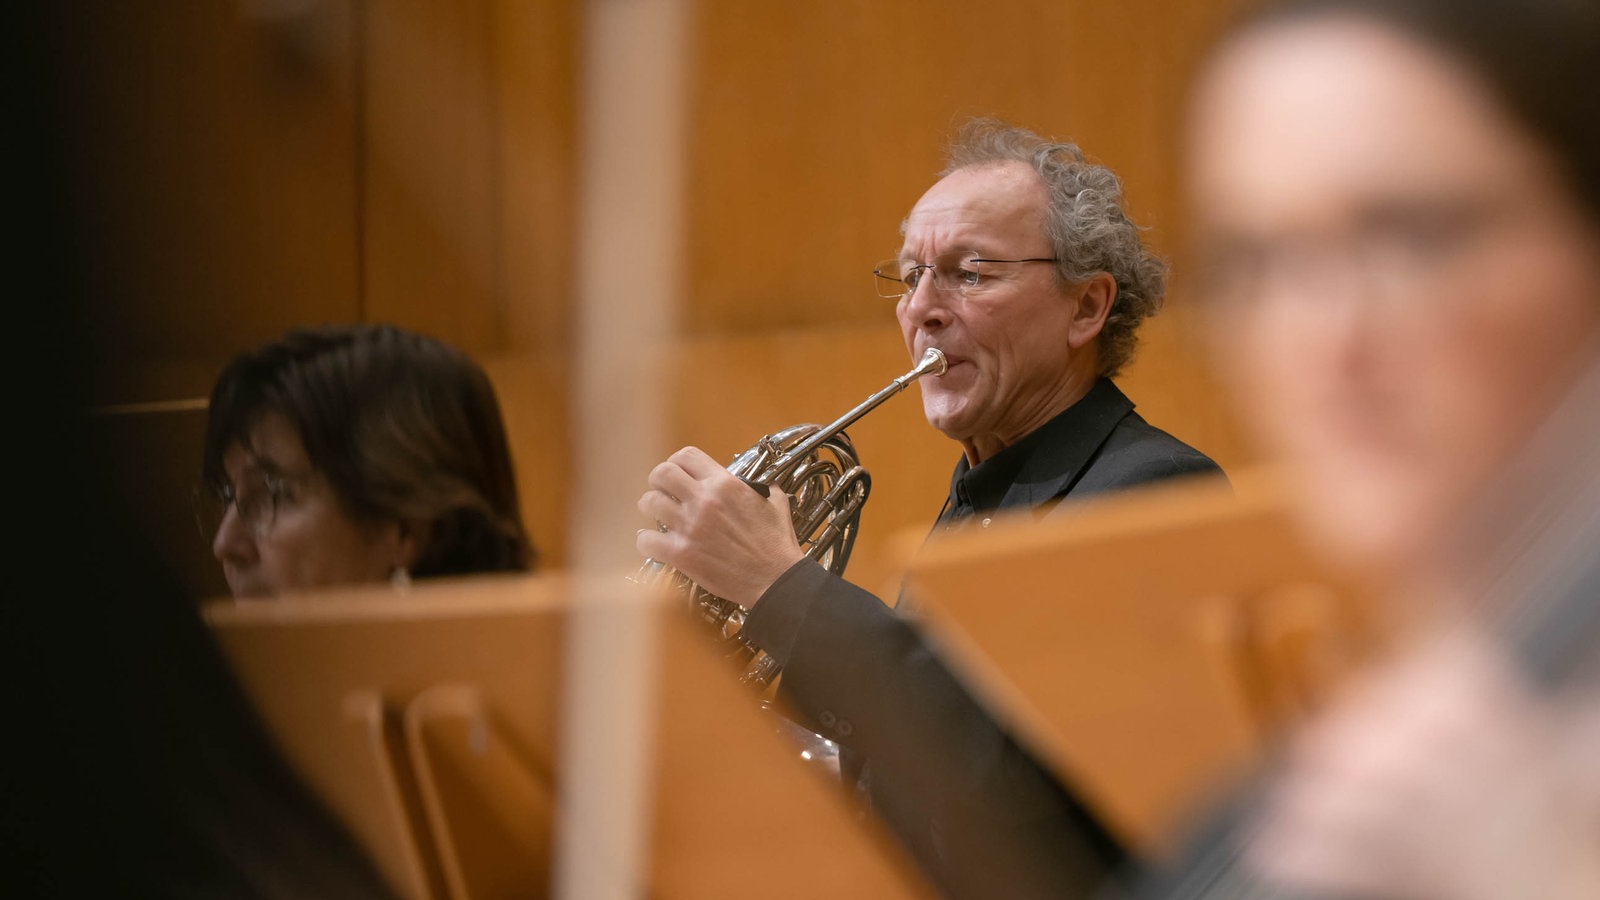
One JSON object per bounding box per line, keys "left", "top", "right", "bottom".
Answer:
{"left": 1075, "top": 412, "right": 1225, "bottom": 495}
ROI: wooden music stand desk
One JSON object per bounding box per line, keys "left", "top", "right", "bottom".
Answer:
{"left": 205, "top": 572, "right": 933, "bottom": 900}
{"left": 897, "top": 469, "right": 1373, "bottom": 858}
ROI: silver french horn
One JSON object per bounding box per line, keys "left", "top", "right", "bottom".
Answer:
{"left": 635, "top": 347, "right": 947, "bottom": 688}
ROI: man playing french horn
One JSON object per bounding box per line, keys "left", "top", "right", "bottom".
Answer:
{"left": 637, "top": 118, "right": 1223, "bottom": 899}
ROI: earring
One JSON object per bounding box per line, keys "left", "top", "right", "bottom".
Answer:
{"left": 390, "top": 566, "right": 412, "bottom": 591}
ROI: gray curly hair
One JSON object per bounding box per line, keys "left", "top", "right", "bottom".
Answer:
{"left": 940, "top": 118, "right": 1167, "bottom": 377}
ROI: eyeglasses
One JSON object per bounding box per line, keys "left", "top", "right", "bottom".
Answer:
{"left": 191, "top": 469, "right": 303, "bottom": 539}
{"left": 873, "top": 249, "right": 1059, "bottom": 298}
{"left": 1198, "top": 192, "right": 1529, "bottom": 312}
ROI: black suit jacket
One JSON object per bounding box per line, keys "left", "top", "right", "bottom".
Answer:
{"left": 744, "top": 379, "right": 1224, "bottom": 899}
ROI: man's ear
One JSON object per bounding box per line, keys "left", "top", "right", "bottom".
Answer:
{"left": 1066, "top": 272, "right": 1117, "bottom": 351}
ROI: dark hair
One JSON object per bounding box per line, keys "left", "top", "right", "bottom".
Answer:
{"left": 1218, "top": 0, "right": 1600, "bottom": 221}
{"left": 202, "top": 324, "right": 535, "bottom": 578}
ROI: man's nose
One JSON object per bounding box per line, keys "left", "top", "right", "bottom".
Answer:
{"left": 899, "top": 275, "right": 953, "bottom": 329}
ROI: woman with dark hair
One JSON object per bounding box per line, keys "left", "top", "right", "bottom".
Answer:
{"left": 198, "top": 324, "right": 535, "bottom": 598}
{"left": 1156, "top": 0, "right": 1600, "bottom": 896}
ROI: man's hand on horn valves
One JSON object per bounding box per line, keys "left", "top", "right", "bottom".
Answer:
{"left": 636, "top": 446, "right": 805, "bottom": 608}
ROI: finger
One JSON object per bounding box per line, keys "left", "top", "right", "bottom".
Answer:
{"left": 669, "top": 445, "right": 729, "bottom": 479}
{"left": 635, "top": 527, "right": 674, "bottom": 561}
{"left": 766, "top": 486, "right": 792, "bottom": 512}
{"left": 637, "top": 490, "right": 680, "bottom": 527}
{"left": 647, "top": 460, "right": 700, "bottom": 501}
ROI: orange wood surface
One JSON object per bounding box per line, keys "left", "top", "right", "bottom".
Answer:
{"left": 206, "top": 574, "right": 935, "bottom": 899}
{"left": 899, "top": 470, "right": 1376, "bottom": 855}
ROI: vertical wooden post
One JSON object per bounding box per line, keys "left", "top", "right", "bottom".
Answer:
{"left": 557, "top": 0, "right": 693, "bottom": 897}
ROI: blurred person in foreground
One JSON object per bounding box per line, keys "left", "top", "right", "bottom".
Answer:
{"left": 1146, "top": 0, "right": 1600, "bottom": 896}
{"left": 638, "top": 119, "right": 1224, "bottom": 898}
{"left": 199, "top": 323, "right": 535, "bottom": 599}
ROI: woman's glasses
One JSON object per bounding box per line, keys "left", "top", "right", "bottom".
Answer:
{"left": 192, "top": 469, "right": 304, "bottom": 540}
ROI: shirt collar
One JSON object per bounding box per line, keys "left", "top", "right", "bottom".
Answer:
{"left": 944, "top": 377, "right": 1136, "bottom": 517}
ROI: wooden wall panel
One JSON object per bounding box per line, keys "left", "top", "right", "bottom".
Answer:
{"left": 495, "top": 0, "right": 580, "bottom": 356}
{"left": 362, "top": 0, "right": 504, "bottom": 354}
{"left": 358, "top": 0, "right": 578, "bottom": 357}
{"left": 49, "top": 1, "right": 362, "bottom": 405}
{"left": 683, "top": 0, "right": 1243, "bottom": 333}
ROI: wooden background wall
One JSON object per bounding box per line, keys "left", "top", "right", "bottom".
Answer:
{"left": 51, "top": 0, "right": 1249, "bottom": 601}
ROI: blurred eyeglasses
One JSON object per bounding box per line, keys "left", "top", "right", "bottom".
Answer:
{"left": 192, "top": 469, "right": 302, "bottom": 539}
{"left": 1198, "top": 192, "right": 1526, "bottom": 309}
{"left": 873, "top": 248, "right": 1058, "bottom": 298}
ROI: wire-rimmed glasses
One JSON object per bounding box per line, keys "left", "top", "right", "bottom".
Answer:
{"left": 873, "top": 248, "right": 1058, "bottom": 298}
{"left": 191, "top": 469, "right": 301, "bottom": 540}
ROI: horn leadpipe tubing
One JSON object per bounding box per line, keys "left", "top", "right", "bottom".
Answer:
{"left": 759, "top": 348, "right": 947, "bottom": 484}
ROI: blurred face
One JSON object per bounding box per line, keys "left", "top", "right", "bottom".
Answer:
{"left": 210, "top": 411, "right": 407, "bottom": 598}
{"left": 1188, "top": 18, "right": 1600, "bottom": 576}
{"left": 897, "top": 162, "right": 1099, "bottom": 463}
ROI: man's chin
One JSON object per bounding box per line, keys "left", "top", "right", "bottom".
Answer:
{"left": 921, "top": 403, "right": 975, "bottom": 443}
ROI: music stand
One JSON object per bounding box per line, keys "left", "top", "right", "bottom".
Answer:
{"left": 206, "top": 572, "right": 934, "bottom": 899}
{"left": 898, "top": 470, "right": 1372, "bottom": 856}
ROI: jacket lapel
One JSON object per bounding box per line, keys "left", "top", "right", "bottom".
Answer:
{"left": 1003, "top": 378, "right": 1136, "bottom": 512}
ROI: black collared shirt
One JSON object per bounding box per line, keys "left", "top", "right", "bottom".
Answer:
{"left": 935, "top": 376, "right": 1139, "bottom": 529}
